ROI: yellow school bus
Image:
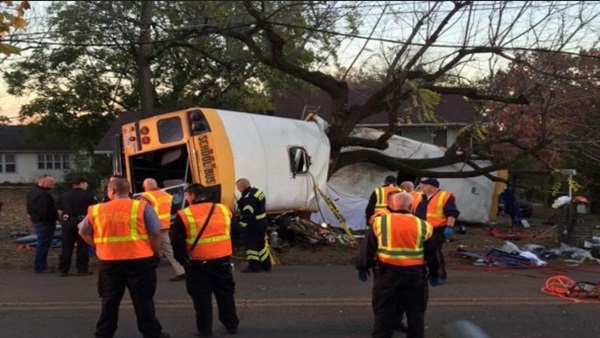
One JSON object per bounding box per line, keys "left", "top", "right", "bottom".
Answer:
{"left": 114, "top": 107, "right": 330, "bottom": 212}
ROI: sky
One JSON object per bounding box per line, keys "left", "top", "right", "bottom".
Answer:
{"left": 2, "top": 1, "right": 599, "bottom": 123}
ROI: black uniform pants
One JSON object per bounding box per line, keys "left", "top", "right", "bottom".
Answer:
{"left": 243, "top": 223, "right": 271, "bottom": 272}
{"left": 372, "top": 268, "right": 429, "bottom": 338}
{"left": 95, "top": 257, "right": 163, "bottom": 338}
{"left": 59, "top": 219, "right": 89, "bottom": 274}
{"left": 432, "top": 226, "right": 447, "bottom": 279}
{"left": 185, "top": 257, "right": 239, "bottom": 335}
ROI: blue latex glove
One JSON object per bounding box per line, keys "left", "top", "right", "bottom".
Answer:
{"left": 443, "top": 226, "right": 454, "bottom": 239}
{"left": 429, "top": 275, "right": 440, "bottom": 287}
{"left": 358, "top": 270, "right": 370, "bottom": 282}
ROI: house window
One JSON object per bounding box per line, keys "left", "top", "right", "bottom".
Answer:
{"left": 75, "top": 152, "right": 90, "bottom": 169}
{"left": 0, "top": 154, "right": 17, "bottom": 173}
{"left": 37, "top": 153, "right": 69, "bottom": 170}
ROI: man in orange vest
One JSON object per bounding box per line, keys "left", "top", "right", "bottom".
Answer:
{"left": 357, "top": 192, "right": 440, "bottom": 338}
{"left": 78, "top": 177, "right": 169, "bottom": 338}
{"left": 140, "top": 178, "right": 186, "bottom": 282}
{"left": 400, "top": 180, "right": 422, "bottom": 201}
{"left": 365, "top": 175, "right": 404, "bottom": 226}
{"left": 412, "top": 178, "right": 460, "bottom": 282}
{"left": 170, "top": 184, "right": 239, "bottom": 337}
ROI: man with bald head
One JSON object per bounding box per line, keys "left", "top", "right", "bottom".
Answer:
{"left": 78, "top": 178, "right": 169, "bottom": 338}
{"left": 140, "top": 178, "right": 185, "bottom": 281}
{"left": 357, "top": 192, "right": 440, "bottom": 338}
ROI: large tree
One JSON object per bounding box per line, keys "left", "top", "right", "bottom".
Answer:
{"left": 5, "top": 1, "right": 600, "bottom": 180}
{"left": 194, "top": 1, "right": 600, "bottom": 179}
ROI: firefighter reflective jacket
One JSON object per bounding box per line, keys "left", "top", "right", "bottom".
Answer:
{"left": 141, "top": 189, "right": 173, "bottom": 230}
{"left": 88, "top": 199, "right": 154, "bottom": 260}
{"left": 237, "top": 187, "right": 267, "bottom": 228}
{"left": 178, "top": 203, "right": 233, "bottom": 260}
{"left": 372, "top": 213, "right": 433, "bottom": 266}
{"left": 412, "top": 191, "right": 453, "bottom": 228}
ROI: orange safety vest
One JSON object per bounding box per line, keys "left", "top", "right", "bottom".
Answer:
{"left": 372, "top": 213, "right": 433, "bottom": 267}
{"left": 374, "top": 186, "right": 404, "bottom": 210}
{"left": 412, "top": 191, "right": 453, "bottom": 228}
{"left": 178, "top": 203, "right": 233, "bottom": 261}
{"left": 87, "top": 199, "right": 154, "bottom": 260}
{"left": 141, "top": 189, "right": 173, "bottom": 230}
{"left": 369, "top": 208, "right": 392, "bottom": 225}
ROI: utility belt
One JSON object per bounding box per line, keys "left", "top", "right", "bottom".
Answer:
{"left": 62, "top": 214, "right": 85, "bottom": 222}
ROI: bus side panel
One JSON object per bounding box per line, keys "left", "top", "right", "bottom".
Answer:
{"left": 217, "top": 110, "right": 330, "bottom": 212}
{"left": 189, "top": 108, "right": 236, "bottom": 210}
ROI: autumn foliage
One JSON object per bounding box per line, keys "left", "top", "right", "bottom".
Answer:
{"left": 485, "top": 49, "right": 600, "bottom": 168}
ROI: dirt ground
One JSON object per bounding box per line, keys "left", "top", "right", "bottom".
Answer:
{"left": 1, "top": 186, "right": 598, "bottom": 271}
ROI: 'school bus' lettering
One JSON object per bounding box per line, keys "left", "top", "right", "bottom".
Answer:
{"left": 198, "top": 133, "right": 218, "bottom": 185}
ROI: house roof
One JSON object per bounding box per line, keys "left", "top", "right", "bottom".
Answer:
{"left": 0, "top": 125, "right": 71, "bottom": 152}
{"left": 271, "top": 88, "right": 478, "bottom": 124}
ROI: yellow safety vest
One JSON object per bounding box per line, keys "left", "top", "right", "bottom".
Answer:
{"left": 141, "top": 189, "right": 173, "bottom": 230}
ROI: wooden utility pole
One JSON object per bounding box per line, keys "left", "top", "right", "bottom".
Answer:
{"left": 138, "top": 1, "right": 154, "bottom": 117}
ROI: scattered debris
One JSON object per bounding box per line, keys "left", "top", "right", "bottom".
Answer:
{"left": 542, "top": 275, "right": 600, "bottom": 303}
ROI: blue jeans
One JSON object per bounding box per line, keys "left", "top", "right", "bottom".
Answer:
{"left": 34, "top": 222, "right": 56, "bottom": 271}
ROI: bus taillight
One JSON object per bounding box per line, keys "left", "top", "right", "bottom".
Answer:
{"left": 188, "top": 109, "right": 210, "bottom": 134}
{"left": 142, "top": 136, "right": 151, "bottom": 144}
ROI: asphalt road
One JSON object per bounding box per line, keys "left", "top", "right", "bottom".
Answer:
{"left": 1, "top": 263, "right": 599, "bottom": 338}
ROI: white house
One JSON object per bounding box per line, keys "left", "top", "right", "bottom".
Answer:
{"left": 0, "top": 125, "right": 90, "bottom": 184}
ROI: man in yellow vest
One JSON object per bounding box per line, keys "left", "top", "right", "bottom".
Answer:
{"left": 140, "top": 178, "right": 186, "bottom": 282}
{"left": 412, "top": 178, "right": 460, "bottom": 282}
{"left": 78, "top": 178, "right": 169, "bottom": 338}
{"left": 357, "top": 192, "right": 440, "bottom": 338}
{"left": 170, "top": 184, "right": 239, "bottom": 337}
{"left": 365, "top": 175, "right": 404, "bottom": 226}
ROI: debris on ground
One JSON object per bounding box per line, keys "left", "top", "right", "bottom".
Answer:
{"left": 542, "top": 275, "right": 600, "bottom": 303}
{"left": 452, "top": 240, "right": 600, "bottom": 267}
{"left": 269, "top": 212, "right": 360, "bottom": 251}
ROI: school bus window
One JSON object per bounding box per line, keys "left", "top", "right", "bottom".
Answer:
{"left": 157, "top": 117, "right": 184, "bottom": 143}
{"left": 289, "top": 146, "right": 310, "bottom": 176}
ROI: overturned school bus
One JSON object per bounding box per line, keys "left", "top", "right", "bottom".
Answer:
{"left": 113, "top": 107, "right": 330, "bottom": 212}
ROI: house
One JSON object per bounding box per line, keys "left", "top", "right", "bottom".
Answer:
{"left": 0, "top": 125, "right": 90, "bottom": 184}
{"left": 271, "top": 88, "right": 480, "bottom": 148}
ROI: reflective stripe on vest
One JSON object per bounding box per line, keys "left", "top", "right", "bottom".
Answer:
{"left": 425, "top": 191, "right": 451, "bottom": 228}
{"left": 373, "top": 214, "right": 432, "bottom": 266}
{"left": 242, "top": 188, "right": 266, "bottom": 220}
{"left": 178, "top": 203, "right": 232, "bottom": 260}
{"left": 369, "top": 208, "right": 391, "bottom": 225}
{"left": 141, "top": 190, "right": 173, "bottom": 230}
{"left": 88, "top": 199, "right": 153, "bottom": 260}
{"left": 375, "top": 186, "right": 403, "bottom": 209}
